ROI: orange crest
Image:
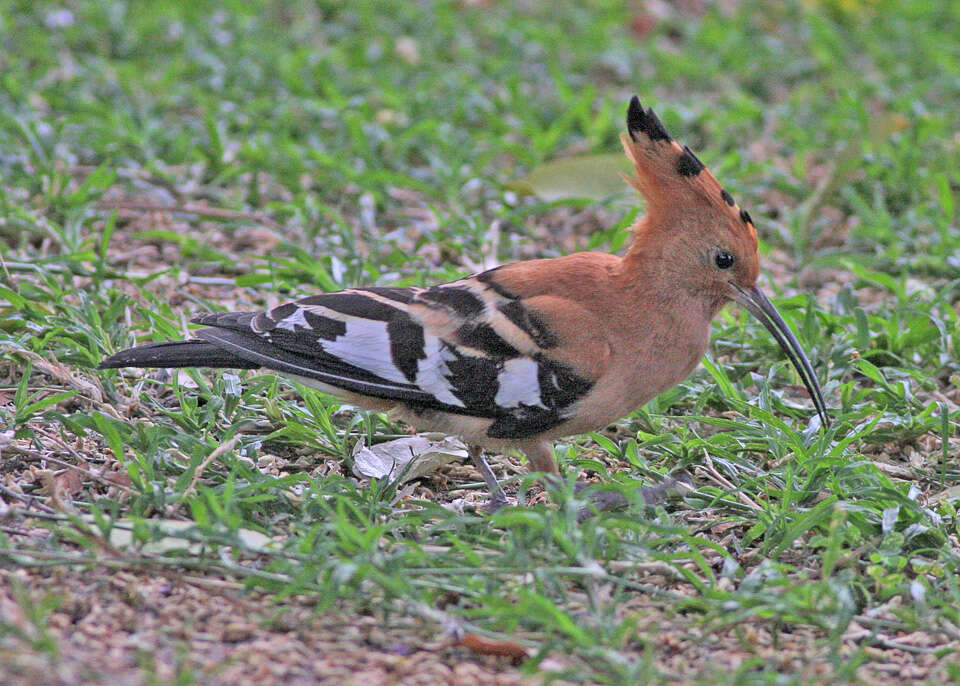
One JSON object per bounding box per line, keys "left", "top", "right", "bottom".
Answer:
{"left": 620, "top": 96, "right": 758, "bottom": 252}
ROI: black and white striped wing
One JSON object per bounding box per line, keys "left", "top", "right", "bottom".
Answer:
{"left": 193, "top": 279, "right": 595, "bottom": 439}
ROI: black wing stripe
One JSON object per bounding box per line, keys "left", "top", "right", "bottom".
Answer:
{"left": 300, "top": 311, "right": 349, "bottom": 339}
{"left": 498, "top": 300, "right": 559, "bottom": 349}
{"left": 536, "top": 356, "right": 594, "bottom": 409}
{"left": 267, "top": 302, "right": 299, "bottom": 322}
{"left": 419, "top": 286, "right": 486, "bottom": 318}
{"left": 300, "top": 292, "right": 403, "bottom": 321}
{"left": 440, "top": 345, "right": 501, "bottom": 413}
{"left": 360, "top": 287, "right": 418, "bottom": 304}
{"left": 455, "top": 322, "right": 520, "bottom": 358}
{"left": 475, "top": 267, "right": 518, "bottom": 300}
{"left": 387, "top": 318, "right": 426, "bottom": 382}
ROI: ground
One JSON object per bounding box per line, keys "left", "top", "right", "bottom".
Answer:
{"left": 1, "top": 1, "right": 959, "bottom": 684}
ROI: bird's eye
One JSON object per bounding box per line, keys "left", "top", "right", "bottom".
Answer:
{"left": 715, "top": 251, "right": 735, "bottom": 269}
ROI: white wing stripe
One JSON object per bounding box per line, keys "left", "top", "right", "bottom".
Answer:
{"left": 274, "top": 307, "right": 311, "bottom": 331}
{"left": 495, "top": 358, "right": 546, "bottom": 409}
{"left": 320, "top": 319, "right": 409, "bottom": 384}
{"left": 414, "top": 337, "right": 466, "bottom": 408}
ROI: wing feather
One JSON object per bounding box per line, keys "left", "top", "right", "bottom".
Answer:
{"left": 193, "top": 278, "right": 605, "bottom": 438}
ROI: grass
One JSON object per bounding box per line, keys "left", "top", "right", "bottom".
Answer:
{"left": 1, "top": 0, "right": 959, "bottom": 683}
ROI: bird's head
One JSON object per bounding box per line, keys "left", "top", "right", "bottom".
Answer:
{"left": 620, "top": 95, "right": 830, "bottom": 427}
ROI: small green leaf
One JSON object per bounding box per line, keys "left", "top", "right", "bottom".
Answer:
{"left": 18, "top": 390, "right": 78, "bottom": 424}
{"left": 512, "top": 153, "right": 633, "bottom": 202}
{"left": 702, "top": 355, "right": 743, "bottom": 402}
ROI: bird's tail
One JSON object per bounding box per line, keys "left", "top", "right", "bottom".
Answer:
{"left": 98, "top": 340, "right": 261, "bottom": 370}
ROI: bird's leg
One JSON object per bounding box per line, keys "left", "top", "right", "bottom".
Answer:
{"left": 523, "top": 441, "right": 624, "bottom": 512}
{"left": 521, "top": 441, "right": 561, "bottom": 476}
{"left": 468, "top": 445, "right": 510, "bottom": 513}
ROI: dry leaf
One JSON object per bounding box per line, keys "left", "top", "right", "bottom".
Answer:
{"left": 929, "top": 485, "right": 960, "bottom": 504}
{"left": 42, "top": 465, "right": 86, "bottom": 501}
{"left": 351, "top": 434, "right": 468, "bottom": 484}
{"left": 457, "top": 633, "right": 529, "bottom": 662}
{"left": 3, "top": 346, "right": 103, "bottom": 403}
{"left": 103, "top": 470, "right": 133, "bottom": 490}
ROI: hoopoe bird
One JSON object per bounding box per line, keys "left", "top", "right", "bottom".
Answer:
{"left": 100, "top": 96, "right": 830, "bottom": 510}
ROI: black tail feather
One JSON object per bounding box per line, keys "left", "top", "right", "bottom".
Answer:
{"left": 98, "top": 340, "right": 261, "bottom": 370}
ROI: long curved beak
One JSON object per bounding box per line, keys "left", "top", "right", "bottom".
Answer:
{"left": 729, "top": 283, "right": 830, "bottom": 428}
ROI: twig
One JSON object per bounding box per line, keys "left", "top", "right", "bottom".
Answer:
{"left": 0, "top": 526, "right": 45, "bottom": 537}
{"left": 607, "top": 560, "right": 689, "bottom": 581}
{"left": 95, "top": 200, "right": 285, "bottom": 233}
{"left": 399, "top": 600, "right": 534, "bottom": 653}
{"left": 3, "top": 345, "right": 104, "bottom": 404}
{"left": 171, "top": 436, "right": 240, "bottom": 514}
{"left": 0, "top": 251, "right": 13, "bottom": 284}
{"left": 5, "top": 444, "right": 136, "bottom": 495}
{"left": 179, "top": 574, "right": 246, "bottom": 591}
{"left": 0, "top": 546, "right": 294, "bottom": 584}
{"left": 863, "top": 635, "right": 948, "bottom": 655}
{"left": 0, "top": 483, "right": 56, "bottom": 514}
{"left": 0, "top": 261, "right": 250, "bottom": 286}
{"left": 938, "top": 617, "right": 960, "bottom": 642}
{"left": 698, "top": 450, "right": 762, "bottom": 511}
{"left": 184, "top": 276, "right": 238, "bottom": 286}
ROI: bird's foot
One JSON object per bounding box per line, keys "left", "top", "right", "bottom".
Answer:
{"left": 571, "top": 473, "right": 694, "bottom": 521}
{"left": 573, "top": 482, "right": 629, "bottom": 520}
{"left": 467, "top": 445, "right": 513, "bottom": 515}
{"left": 483, "top": 492, "right": 512, "bottom": 514}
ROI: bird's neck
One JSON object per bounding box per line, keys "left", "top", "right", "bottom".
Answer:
{"left": 616, "top": 232, "right": 727, "bottom": 326}
{"left": 619, "top": 230, "right": 679, "bottom": 299}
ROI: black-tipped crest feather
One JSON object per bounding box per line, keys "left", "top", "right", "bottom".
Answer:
{"left": 676, "top": 145, "right": 705, "bottom": 176}
{"left": 626, "top": 95, "right": 671, "bottom": 143}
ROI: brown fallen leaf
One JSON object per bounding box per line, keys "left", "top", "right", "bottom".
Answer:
{"left": 103, "top": 470, "right": 133, "bottom": 490}
{"left": 710, "top": 521, "right": 741, "bottom": 535}
{"left": 456, "top": 632, "right": 529, "bottom": 662}
{"left": 47, "top": 467, "right": 85, "bottom": 500}
{"left": 103, "top": 470, "right": 135, "bottom": 500}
